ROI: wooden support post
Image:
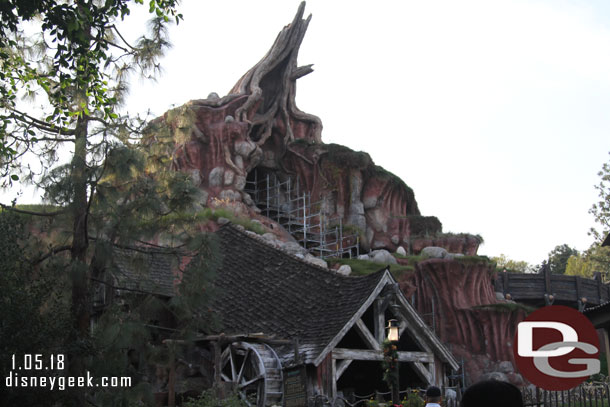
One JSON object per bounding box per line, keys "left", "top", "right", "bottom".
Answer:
{"left": 392, "top": 360, "right": 400, "bottom": 405}
{"left": 502, "top": 272, "right": 509, "bottom": 294}
{"left": 213, "top": 340, "right": 222, "bottom": 395}
{"left": 331, "top": 358, "right": 337, "bottom": 401}
{"left": 602, "top": 327, "right": 610, "bottom": 380}
{"left": 168, "top": 344, "right": 176, "bottom": 407}
{"left": 294, "top": 337, "right": 301, "bottom": 364}
{"left": 374, "top": 299, "right": 386, "bottom": 344}
{"left": 594, "top": 272, "right": 603, "bottom": 303}
{"left": 544, "top": 264, "right": 552, "bottom": 296}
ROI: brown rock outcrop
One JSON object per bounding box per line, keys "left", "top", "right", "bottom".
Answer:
{"left": 140, "top": 2, "right": 526, "bottom": 388}
{"left": 141, "top": 4, "right": 484, "bottom": 252}
{"left": 400, "top": 259, "right": 527, "bottom": 384}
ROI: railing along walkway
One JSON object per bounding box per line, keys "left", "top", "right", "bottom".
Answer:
{"left": 494, "top": 265, "right": 610, "bottom": 308}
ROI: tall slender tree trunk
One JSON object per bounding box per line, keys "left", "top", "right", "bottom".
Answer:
{"left": 71, "top": 113, "right": 89, "bottom": 331}
{"left": 69, "top": 113, "right": 90, "bottom": 405}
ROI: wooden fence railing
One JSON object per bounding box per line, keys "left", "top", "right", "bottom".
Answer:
{"left": 522, "top": 383, "right": 610, "bottom": 407}
{"left": 494, "top": 267, "right": 610, "bottom": 308}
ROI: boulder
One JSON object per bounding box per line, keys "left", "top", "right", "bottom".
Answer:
{"left": 234, "top": 175, "right": 246, "bottom": 190}
{"left": 209, "top": 167, "right": 225, "bottom": 187}
{"left": 337, "top": 265, "right": 352, "bottom": 276}
{"left": 421, "top": 246, "right": 449, "bottom": 259}
{"left": 262, "top": 233, "right": 277, "bottom": 243}
{"left": 498, "top": 361, "right": 514, "bottom": 374}
{"left": 278, "top": 241, "right": 308, "bottom": 257}
{"left": 304, "top": 254, "right": 328, "bottom": 269}
{"left": 217, "top": 217, "right": 230, "bottom": 226}
{"left": 479, "top": 371, "right": 509, "bottom": 382}
{"left": 224, "top": 169, "right": 235, "bottom": 186}
{"left": 370, "top": 249, "right": 397, "bottom": 265}
{"left": 396, "top": 246, "right": 407, "bottom": 256}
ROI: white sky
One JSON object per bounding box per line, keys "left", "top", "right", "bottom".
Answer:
{"left": 8, "top": 0, "right": 610, "bottom": 265}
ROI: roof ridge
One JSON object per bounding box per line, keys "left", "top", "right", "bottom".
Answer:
{"left": 217, "top": 223, "right": 386, "bottom": 280}
{"left": 219, "top": 223, "right": 336, "bottom": 273}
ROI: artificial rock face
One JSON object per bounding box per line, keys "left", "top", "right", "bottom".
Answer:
{"left": 143, "top": 2, "right": 479, "bottom": 254}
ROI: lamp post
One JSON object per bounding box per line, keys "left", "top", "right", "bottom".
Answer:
{"left": 386, "top": 319, "right": 400, "bottom": 405}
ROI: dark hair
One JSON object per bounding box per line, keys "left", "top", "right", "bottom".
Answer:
{"left": 461, "top": 380, "right": 524, "bottom": 407}
{"left": 426, "top": 386, "right": 442, "bottom": 399}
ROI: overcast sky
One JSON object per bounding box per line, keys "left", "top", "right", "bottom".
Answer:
{"left": 9, "top": 0, "right": 610, "bottom": 265}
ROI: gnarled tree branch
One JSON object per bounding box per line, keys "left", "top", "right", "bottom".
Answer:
{"left": 229, "top": 1, "right": 322, "bottom": 147}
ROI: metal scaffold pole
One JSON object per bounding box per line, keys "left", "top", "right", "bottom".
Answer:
{"left": 265, "top": 173, "right": 270, "bottom": 218}
{"left": 245, "top": 169, "right": 362, "bottom": 260}
{"left": 287, "top": 178, "right": 292, "bottom": 232}
{"left": 303, "top": 192, "right": 307, "bottom": 247}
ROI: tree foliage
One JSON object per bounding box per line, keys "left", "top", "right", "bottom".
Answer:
{"left": 0, "top": 0, "right": 182, "bottom": 182}
{"left": 0, "top": 211, "right": 70, "bottom": 406}
{"left": 546, "top": 244, "right": 579, "bottom": 275}
{"left": 590, "top": 152, "right": 610, "bottom": 243}
{"left": 565, "top": 245, "right": 610, "bottom": 282}
{"left": 491, "top": 254, "right": 534, "bottom": 273}
{"left": 0, "top": 2, "right": 223, "bottom": 405}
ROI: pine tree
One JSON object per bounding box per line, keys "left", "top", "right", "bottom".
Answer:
{"left": 1, "top": 2, "right": 218, "bottom": 404}
{"left": 0, "top": 211, "right": 71, "bottom": 406}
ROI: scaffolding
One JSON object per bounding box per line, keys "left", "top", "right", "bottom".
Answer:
{"left": 244, "top": 170, "right": 360, "bottom": 259}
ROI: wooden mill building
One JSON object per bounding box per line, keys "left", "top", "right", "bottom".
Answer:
{"left": 201, "top": 225, "right": 459, "bottom": 406}
{"left": 97, "top": 224, "right": 459, "bottom": 406}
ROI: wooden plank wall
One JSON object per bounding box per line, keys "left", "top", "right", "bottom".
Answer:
{"left": 495, "top": 270, "right": 610, "bottom": 305}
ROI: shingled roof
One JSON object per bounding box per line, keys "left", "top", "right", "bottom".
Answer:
{"left": 209, "top": 225, "right": 387, "bottom": 364}
{"left": 112, "top": 247, "right": 178, "bottom": 298}
{"left": 106, "top": 225, "right": 458, "bottom": 368}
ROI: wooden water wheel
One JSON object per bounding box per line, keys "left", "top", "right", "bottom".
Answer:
{"left": 220, "top": 341, "right": 284, "bottom": 407}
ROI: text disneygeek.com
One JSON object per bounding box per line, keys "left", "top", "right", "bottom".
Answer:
{"left": 5, "top": 354, "right": 131, "bottom": 391}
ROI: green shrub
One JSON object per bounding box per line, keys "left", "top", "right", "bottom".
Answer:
{"left": 327, "top": 258, "right": 413, "bottom": 278}
{"left": 472, "top": 302, "right": 535, "bottom": 313}
{"left": 183, "top": 390, "right": 249, "bottom": 407}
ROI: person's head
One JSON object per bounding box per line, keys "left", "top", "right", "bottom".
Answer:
{"left": 461, "top": 380, "right": 524, "bottom": 407}
{"left": 425, "top": 386, "right": 442, "bottom": 403}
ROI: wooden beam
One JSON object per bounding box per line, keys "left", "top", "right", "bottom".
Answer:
{"left": 314, "top": 272, "right": 394, "bottom": 366}
{"left": 332, "top": 348, "right": 433, "bottom": 363}
{"left": 336, "top": 359, "right": 353, "bottom": 380}
{"left": 331, "top": 358, "right": 337, "bottom": 400}
{"left": 374, "top": 298, "right": 386, "bottom": 344}
{"left": 412, "top": 362, "right": 433, "bottom": 384}
{"left": 394, "top": 305, "right": 433, "bottom": 353}
{"left": 394, "top": 292, "right": 459, "bottom": 370}
{"left": 595, "top": 272, "right": 603, "bottom": 303}
{"left": 356, "top": 319, "right": 381, "bottom": 350}
{"left": 544, "top": 265, "right": 552, "bottom": 295}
